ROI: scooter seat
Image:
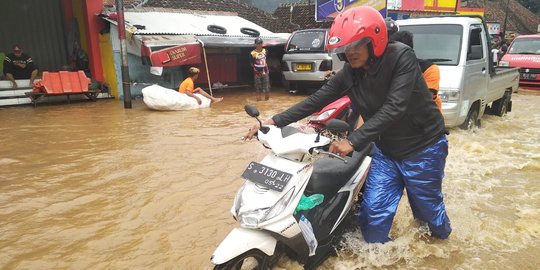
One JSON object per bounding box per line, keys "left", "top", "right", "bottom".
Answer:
{"left": 305, "top": 144, "right": 372, "bottom": 197}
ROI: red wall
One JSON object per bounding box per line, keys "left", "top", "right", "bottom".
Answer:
{"left": 83, "top": 0, "right": 104, "bottom": 81}
{"left": 194, "top": 54, "right": 238, "bottom": 84}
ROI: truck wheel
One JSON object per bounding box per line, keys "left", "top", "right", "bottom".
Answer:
{"left": 213, "top": 249, "right": 270, "bottom": 270}
{"left": 491, "top": 92, "right": 509, "bottom": 117}
{"left": 460, "top": 105, "right": 479, "bottom": 130}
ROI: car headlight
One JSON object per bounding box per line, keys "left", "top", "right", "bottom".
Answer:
{"left": 439, "top": 89, "right": 460, "bottom": 103}
{"left": 307, "top": 109, "right": 336, "bottom": 122}
{"left": 498, "top": 60, "right": 509, "bottom": 67}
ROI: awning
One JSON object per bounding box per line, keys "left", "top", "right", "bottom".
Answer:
{"left": 138, "top": 34, "right": 289, "bottom": 67}
{"left": 140, "top": 35, "right": 202, "bottom": 67}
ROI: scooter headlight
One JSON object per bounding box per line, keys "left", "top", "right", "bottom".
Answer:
{"left": 307, "top": 109, "right": 336, "bottom": 122}
{"left": 238, "top": 187, "right": 296, "bottom": 228}
{"left": 265, "top": 187, "right": 295, "bottom": 221}
{"left": 232, "top": 182, "right": 247, "bottom": 218}
{"left": 239, "top": 208, "right": 270, "bottom": 227}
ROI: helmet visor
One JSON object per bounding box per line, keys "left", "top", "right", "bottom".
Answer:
{"left": 329, "top": 37, "right": 371, "bottom": 55}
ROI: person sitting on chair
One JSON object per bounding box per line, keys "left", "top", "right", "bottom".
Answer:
{"left": 178, "top": 67, "right": 223, "bottom": 105}
{"left": 3, "top": 44, "right": 38, "bottom": 88}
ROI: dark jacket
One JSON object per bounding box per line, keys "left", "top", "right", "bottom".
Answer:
{"left": 272, "top": 41, "right": 445, "bottom": 160}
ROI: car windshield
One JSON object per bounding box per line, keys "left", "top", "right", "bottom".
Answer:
{"left": 286, "top": 30, "right": 327, "bottom": 53}
{"left": 399, "top": 24, "right": 463, "bottom": 65}
{"left": 508, "top": 38, "right": 540, "bottom": 55}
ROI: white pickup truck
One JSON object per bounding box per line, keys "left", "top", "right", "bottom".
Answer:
{"left": 397, "top": 16, "right": 520, "bottom": 129}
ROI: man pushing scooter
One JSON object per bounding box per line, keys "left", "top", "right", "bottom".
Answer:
{"left": 245, "top": 6, "right": 451, "bottom": 243}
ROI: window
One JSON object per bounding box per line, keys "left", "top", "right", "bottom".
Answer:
{"left": 286, "top": 30, "right": 327, "bottom": 53}
{"left": 467, "top": 25, "right": 484, "bottom": 60}
{"left": 508, "top": 38, "right": 540, "bottom": 55}
{"left": 399, "top": 24, "right": 463, "bottom": 65}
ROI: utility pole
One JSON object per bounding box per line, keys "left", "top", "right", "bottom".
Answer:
{"left": 115, "top": 0, "right": 132, "bottom": 109}
{"left": 501, "top": 0, "right": 511, "bottom": 43}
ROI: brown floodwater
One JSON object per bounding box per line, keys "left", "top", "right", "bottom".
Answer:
{"left": 0, "top": 88, "right": 539, "bottom": 270}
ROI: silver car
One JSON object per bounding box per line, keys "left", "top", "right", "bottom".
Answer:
{"left": 281, "top": 29, "right": 344, "bottom": 93}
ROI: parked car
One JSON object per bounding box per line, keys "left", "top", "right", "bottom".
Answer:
{"left": 397, "top": 16, "right": 520, "bottom": 129}
{"left": 498, "top": 34, "right": 540, "bottom": 89}
{"left": 281, "top": 28, "right": 344, "bottom": 93}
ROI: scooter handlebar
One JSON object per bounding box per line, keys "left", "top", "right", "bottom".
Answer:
{"left": 310, "top": 148, "right": 348, "bottom": 163}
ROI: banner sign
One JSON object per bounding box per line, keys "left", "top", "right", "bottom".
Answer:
{"left": 140, "top": 36, "right": 202, "bottom": 67}
{"left": 316, "top": 0, "right": 387, "bottom": 22}
{"left": 486, "top": 22, "right": 501, "bottom": 36}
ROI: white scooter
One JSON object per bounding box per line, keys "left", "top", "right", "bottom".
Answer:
{"left": 211, "top": 105, "right": 372, "bottom": 270}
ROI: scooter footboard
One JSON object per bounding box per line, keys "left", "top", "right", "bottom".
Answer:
{"left": 211, "top": 227, "right": 277, "bottom": 265}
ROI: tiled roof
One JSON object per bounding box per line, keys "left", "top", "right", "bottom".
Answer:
{"left": 455, "top": 0, "right": 540, "bottom": 35}
{"left": 102, "top": 0, "right": 539, "bottom": 35}
{"left": 484, "top": 0, "right": 540, "bottom": 35}
{"left": 272, "top": 1, "right": 539, "bottom": 35}
{"left": 103, "top": 0, "right": 146, "bottom": 8}
{"left": 273, "top": 4, "right": 332, "bottom": 31}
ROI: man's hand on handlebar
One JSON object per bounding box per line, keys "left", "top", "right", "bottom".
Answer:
{"left": 329, "top": 139, "right": 354, "bottom": 157}
{"left": 243, "top": 118, "right": 276, "bottom": 141}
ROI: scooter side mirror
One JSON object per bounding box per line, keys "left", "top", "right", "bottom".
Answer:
{"left": 244, "top": 104, "right": 269, "bottom": 134}
{"left": 325, "top": 119, "right": 350, "bottom": 133}
{"left": 244, "top": 104, "right": 260, "bottom": 118}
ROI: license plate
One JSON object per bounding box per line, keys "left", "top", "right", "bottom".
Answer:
{"left": 520, "top": 73, "right": 537, "bottom": 80}
{"left": 295, "top": 63, "right": 312, "bottom": 71}
{"left": 241, "top": 162, "right": 293, "bottom": 192}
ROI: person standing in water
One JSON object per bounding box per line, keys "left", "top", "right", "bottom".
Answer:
{"left": 250, "top": 37, "right": 270, "bottom": 101}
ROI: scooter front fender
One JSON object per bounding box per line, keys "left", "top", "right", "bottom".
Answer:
{"left": 211, "top": 227, "right": 277, "bottom": 265}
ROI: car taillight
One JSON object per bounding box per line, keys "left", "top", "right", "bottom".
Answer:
{"left": 319, "top": 59, "right": 332, "bottom": 71}
{"left": 281, "top": 60, "right": 290, "bottom": 71}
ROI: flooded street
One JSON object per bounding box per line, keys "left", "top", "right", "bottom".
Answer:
{"left": 1, "top": 88, "right": 539, "bottom": 269}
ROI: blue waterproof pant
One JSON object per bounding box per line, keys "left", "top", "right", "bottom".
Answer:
{"left": 358, "top": 135, "right": 452, "bottom": 243}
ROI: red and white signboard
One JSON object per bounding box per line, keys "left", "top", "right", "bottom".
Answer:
{"left": 140, "top": 36, "right": 202, "bottom": 67}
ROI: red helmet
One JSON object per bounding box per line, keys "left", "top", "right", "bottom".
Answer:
{"left": 327, "top": 6, "right": 388, "bottom": 57}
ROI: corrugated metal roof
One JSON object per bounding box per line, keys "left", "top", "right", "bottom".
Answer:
{"left": 123, "top": 11, "right": 275, "bottom": 37}
{"left": 0, "top": 0, "right": 68, "bottom": 72}
{"left": 102, "top": 10, "right": 290, "bottom": 48}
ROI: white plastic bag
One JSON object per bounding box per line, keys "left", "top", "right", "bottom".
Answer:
{"left": 150, "top": 66, "right": 163, "bottom": 76}
{"left": 298, "top": 214, "right": 318, "bottom": 256}
{"left": 141, "top": 84, "right": 211, "bottom": 111}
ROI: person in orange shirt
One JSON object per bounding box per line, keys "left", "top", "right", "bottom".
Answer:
{"left": 178, "top": 67, "right": 223, "bottom": 104}
{"left": 420, "top": 62, "right": 443, "bottom": 112}
{"left": 390, "top": 30, "right": 443, "bottom": 113}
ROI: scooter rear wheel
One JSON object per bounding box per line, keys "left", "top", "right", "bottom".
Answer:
{"left": 213, "top": 249, "right": 270, "bottom": 270}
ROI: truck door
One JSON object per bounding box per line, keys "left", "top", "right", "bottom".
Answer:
{"left": 462, "top": 25, "right": 489, "bottom": 118}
